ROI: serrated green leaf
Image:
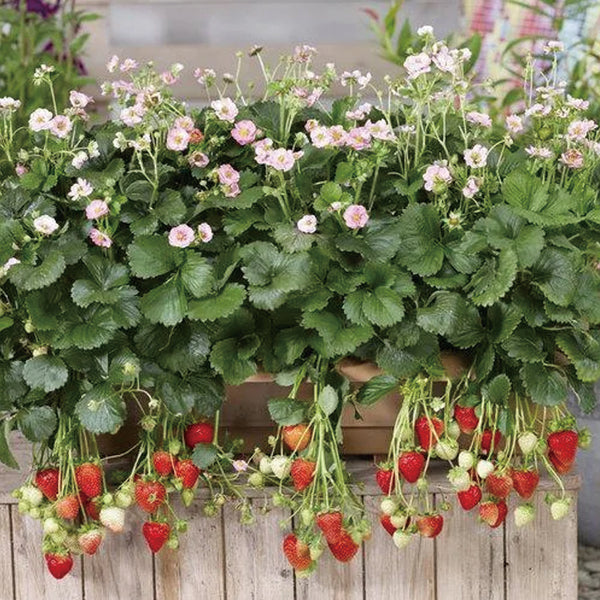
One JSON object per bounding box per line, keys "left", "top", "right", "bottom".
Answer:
{"left": 318, "top": 385, "right": 338, "bottom": 416}
{"left": 140, "top": 280, "right": 187, "bottom": 326}
{"left": 154, "top": 189, "right": 187, "bottom": 225}
{"left": 53, "top": 307, "right": 120, "bottom": 350}
{"left": 362, "top": 287, "right": 406, "bottom": 327}
{"left": 189, "top": 374, "right": 224, "bottom": 416}
{"left": 210, "top": 337, "right": 257, "bottom": 384}
{"left": 272, "top": 223, "right": 316, "bottom": 253}
{"left": 531, "top": 248, "right": 576, "bottom": 307}
{"left": 502, "top": 327, "right": 545, "bottom": 362}
{"left": 268, "top": 397, "right": 307, "bottom": 425}
{"left": 468, "top": 248, "right": 517, "bottom": 306}
{"left": 520, "top": 363, "right": 568, "bottom": 406}
{"left": 23, "top": 356, "right": 68, "bottom": 393}
{"left": 180, "top": 254, "right": 214, "bottom": 298}
{"left": 482, "top": 374, "right": 511, "bottom": 404}
{"left": 18, "top": 406, "right": 57, "bottom": 441}
{"left": 570, "top": 379, "right": 597, "bottom": 414}
{"left": 488, "top": 302, "right": 522, "bottom": 343}
{"left": 274, "top": 327, "right": 308, "bottom": 364}
{"left": 75, "top": 384, "right": 126, "bottom": 433}
{"left": 156, "top": 376, "right": 195, "bottom": 414}
{"left": 356, "top": 374, "right": 398, "bottom": 406}
{"left": 556, "top": 331, "right": 600, "bottom": 382}
{"left": 192, "top": 443, "right": 219, "bottom": 469}
{"left": 127, "top": 235, "right": 181, "bottom": 278}
{"left": 188, "top": 284, "right": 246, "bottom": 322}
{"left": 9, "top": 251, "right": 66, "bottom": 291}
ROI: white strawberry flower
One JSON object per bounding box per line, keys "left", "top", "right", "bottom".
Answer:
{"left": 33, "top": 215, "right": 59, "bottom": 235}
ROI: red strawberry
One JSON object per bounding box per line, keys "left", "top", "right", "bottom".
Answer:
{"left": 184, "top": 422, "right": 214, "bottom": 448}
{"left": 480, "top": 429, "right": 502, "bottom": 454}
{"left": 328, "top": 530, "right": 359, "bottom": 562}
{"left": 547, "top": 430, "right": 578, "bottom": 464}
{"left": 548, "top": 451, "right": 573, "bottom": 474}
{"left": 282, "top": 424, "right": 312, "bottom": 452}
{"left": 380, "top": 514, "right": 397, "bottom": 536}
{"left": 55, "top": 495, "right": 80, "bottom": 520}
{"left": 457, "top": 484, "right": 482, "bottom": 511}
{"left": 398, "top": 451, "right": 425, "bottom": 483}
{"left": 453, "top": 405, "right": 480, "bottom": 434}
{"left": 415, "top": 416, "right": 444, "bottom": 451}
{"left": 479, "top": 500, "right": 508, "bottom": 528}
{"left": 83, "top": 495, "right": 101, "bottom": 521}
{"left": 135, "top": 480, "right": 167, "bottom": 513}
{"left": 485, "top": 472, "right": 513, "bottom": 499}
{"left": 173, "top": 459, "right": 201, "bottom": 489}
{"left": 375, "top": 467, "right": 395, "bottom": 494}
{"left": 283, "top": 533, "right": 313, "bottom": 571}
{"left": 153, "top": 450, "right": 175, "bottom": 476}
{"left": 78, "top": 528, "right": 104, "bottom": 555}
{"left": 142, "top": 521, "right": 170, "bottom": 553}
{"left": 290, "top": 458, "right": 316, "bottom": 492}
{"left": 44, "top": 552, "right": 74, "bottom": 579}
{"left": 316, "top": 511, "right": 343, "bottom": 543}
{"left": 512, "top": 469, "right": 540, "bottom": 500}
{"left": 35, "top": 468, "right": 60, "bottom": 501}
{"left": 75, "top": 463, "right": 103, "bottom": 499}
{"left": 416, "top": 514, "right": 444, "bottom": 538}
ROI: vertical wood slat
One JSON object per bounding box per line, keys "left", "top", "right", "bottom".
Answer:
{"left": 223, "top": 499, "right": 294, "bottom": 599}
{"left": 155, "top": 502, "right": 225, "bottom": 600}
{"left": 0, "top": 506, "right": 15, "bottom": 600}
{"left": 505, "top": 492, "right": 578, "bottom": 600}
{"left": 84, "top": 510, "right": 153, "bottom": 600}
{"left": 11, "top": 511, "right": 82, "bottom": 600}
{"left": 435, "top": 495, "right": 504, "bottom": 600}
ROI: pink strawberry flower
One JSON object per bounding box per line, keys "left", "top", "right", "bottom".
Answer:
{"left": 466, "top": 111, "right": 492, "bottom": 128}
{"left": 223, "top": 183, "right": 241, "bottom": 198}
{"left": 346, "top": 127, "right": 372, "bottom": 150}
{"left": 85, "top": 200, "right": 110, "bottom": 220}
{"left": 310, "top": 126, "right": 333, "bottom": 148}
{"left": 343, "top": 205, "right": 369, "bottom": 229}
{"left": 33, "top": 215, "right": 59, "bottom": 235}
{"left": 231, "top": 120, "right": 257, "bottom": 145}
{"left": 505, "top": 115, "right": 524, "bottom": 134}
{"left": 403, "top": 53, "right": 431, "bottom": 79}
{"left": 15, "top": 164, "right": 27, "bottom": 177}
{"left": 174, "top": 116, "right": 195, "bottom": 132}
{"left": 253, "top": 138, "right": 274, "bottom": 165}
{"left": 120, "top": 106, "right": 144, "bottom": 127}
{"left": 267, "top": 148, "right": 296, "bottom": 172}
{"left": 168, "top": 224, "right": 195, "bottom": 248}
{"left": 119, "top": 58, "right": 138, "bottom": 72}
{"left": 188, "top": 151, "right": 209, "bottom": 168}
{"left": 304, "top": 119, "right": 319, "bottom": 133}
{"left": 211, "top": 98, "right": 238, "bottom": 122}
{"left": 560, "top": 149, "right": 584, "bottom": 169}
{"left": 166, "top": 127, "right": 190, "bottom": 151}
{"left": 366, "top": 119, "right": 396, "bottom": 141}
{"left": 464, "top": 145, "right": 489, "bottom": 169}
{"left": 29, "top": 108, "right": 53, "bottom": 132}
{"left": 329, "top": 126, "right": 348, "bottom": 147}
{"left": 216, "top": 164, "right": 240, "bottom": 185}
{"left": 423, "top": 162, "right": 453, "bottom": 192}
{"left": 49, "top": 115, "right": 72, "bottom": 139}
{"left": 89, "top": 228, "right": 112, "bottom": 248}
{"left": 462, "top": 176, "right": 480, "bottom": 199}
{"left": 232, "top": 460, "right": 249, "bottom": 472}
{"left": 197, "top": 223, "right": 213, "bottom": 243}
{"left": 69, "top": 91, "right": 93, "bottom": 109}
{"left": 297, "top": 215, "right": 317, "bottom": 234}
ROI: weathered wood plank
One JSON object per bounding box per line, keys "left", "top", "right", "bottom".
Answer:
{"left": 12, "top": 511, "right": 82, "bottom": 600}
{"left": 223, "top": 499, "right": 294, "bottom": 599}
{"left": 505, "top": 492, "right": 578, "bottom": 600}
{"left": 83, "top": 509, "right": 153, "bottom": 600}
{"left": 362, "top": 496, "right": 435, "bottom": 600}
{"left": 155, "top": 501, "right": 225, "bottom": 600}
{"left": 0, "top": 433, "right": 32, "bottom": 496}
{"left": 435, "top": 494, "right": 504, "bottom": 600}
{"left": 0, "top": 506, "right": 15, "bottom": 600}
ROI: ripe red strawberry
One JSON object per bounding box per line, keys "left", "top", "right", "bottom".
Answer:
{"left": 380, "top": 514, "right": 397, "bottom": 536}
{"left": 415, "top": 416, "right": 444, "bottom": 451}
{"left": 44, "top": 551, "right": 74, "bottom": 579}
{"left": 290, "top": 458, "right": 316, "bottom": 491}
{"left": 416, "top": 514, "right": 444, "bottom": 538}
{"left": 283, "top": 533, "right": 313, "bottom": 571}
{"left": 485, "top": 472, "right": 513, "bottom": 499}
{"left": 75, "top": 463, "right": 103, "bottom": 499}
{"left": 453, "top": 405, "right": 480, "bottom": 434}
{"left": 135, "top": 480, "right": 167, "bottom": 513}
{"left": 512, "top": 469, "right": 540, "bottom": 500}
{"left": 142, "top": 521, "right": 170, "bottom": 553}
{"left": 184, "top": 422, "right": 214, "bottom": 448}
{"left": 316, "top": 511, "right": 343, "bottom": 543}
{"left": 55, "top": 494, "right": 80, "bottom": 520}
{"left": 282, "top": 424, "right": 312, "bottom": 452}
{"left": 328, "top": 530, "right": 359, "bottom": 562}
{"left": 173, "top": 459, "right": 201, "bottom": 489}
{"left": 548, "top": 451, "right": 573, "bottom": 474}
{"left": 547, "top": 430, "right": 578, "bottom": 464}
{"left": 479, "top": 500, "right": 508, "bottom": 528}
{"left": 35, "top": 468, "right": 60, "bottom": 501}
{"left": 153, "top": 450, "right": 175, "bottom": 476}
{"left": 83, "top": 495, "right": 101, "bottom": 521}
{"left": 480, "top": 429, "right": 502, "bottom": 454}
{"left": 78, "top": 528, "right": 104, "bottom": 555}
{"left": 457, "top": 484, "right": 482, "bottom": 511}
{"left": 398, "top": 451, "right": 425, "bottom": 483}
{"left": 375, "top": 467, "right": 395, "bottom": 494}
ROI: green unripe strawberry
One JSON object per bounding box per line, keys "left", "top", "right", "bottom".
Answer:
{"left": 392, "top": 530, "right": 413, "bottom": 549}
{"left": 514, "top": 504, "right": 535, "bottom": 527}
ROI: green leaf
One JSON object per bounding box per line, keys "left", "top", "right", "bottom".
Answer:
{"left": 156, "top": 376, "right": 195, "bottom": 414}
{"left": 488, "top": 302, "right": 522, "bottom": 343}
{"left": 0, "top": 421, "right": 18, "bottom": 469}
{"left": 23, "top": 356, "right": 68, "bottom": 393}
{"left": 268, "top": 397, "right": 307, "bottom": 425}
{"left": 482, "top": 374, "right": 511, "bottom": 405}
{"left": 189, "top": 374, "right": 224, "bottom": 416}
{"left": 75, "top": 384, "right": 126, "bottom": 433}
{"left": 53, "top": 307, "right": 120, "bottom": 350}
{"left": 71, "top": 257, "right": 136, "bottom": 308}
{"left": 520, "top": 363, "right": 568, "bottom": 406}
{"left": 0, "top": 317, "right": 13, "bottom": 332}
{"left": 361, "top": 287, "right": 406, "bottom": 327}
{"left": 154, "top": 189, "right": 187, "bottom": 225}
{"left": 502, "top": 327, "right": 545, "bottom": 362}
{"left": 18, "top": 406, "right": 57, "bottom": 442}
{"left": 468, "top": 248, "right": 517, "bottom": 307}
{"left": 531, "top": 248, "right": 576, "bottom": 307}
{"left": 272, "top": 223, "right": 315, "bottom": 253}
{"left": 9, "top": 251, "right": 66, "bottom": 291}
{"left": 188, "top": 284, "right": 246, "bottom": 322}
{"left": 573, "top": 271, "right": 600, "bottom": 324}
{"left": 140, "top": 280, "right": 187, "bottom": 326}
{"left": 274, "top": 327, "right": 308, "bottom": 364}
{"left": 180, "top": 254, "right": 214, "bottom": 298}
{"left": 127, "top": 235, "right": 181, "bottom": 279}
{"left": 192, "top": 443, "right": 219, "bottom": 469}
{"left": 318, "top": 385, "right": 338, "bottom": 416}
{"left": 356, "top": 374, "right": 398, "bottom": 406}
{"left": 376, "top": 333, "right": 440, "bottom": 379}
{"left": 210, "top": 337, "right": 258, "bottom": 384}
{"left": 556, "top": 332, "right": 600, "bottom": 382}
{"left": 570, "top": 380, "right": 597, "bottom": 414}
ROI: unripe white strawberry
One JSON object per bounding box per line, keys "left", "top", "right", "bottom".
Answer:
{"left": 115, "top": 490, "right": 133, "bottom": 508}
{"left": 17, "top": 500, "right": 30, "bottom": 514}
{"left": 380, "top": 498, "right": 398, "bottom": 516}
{"left": 514, "top": 504, "right": 535, "bottom": 528}
{"left": 99, "top": 506, "right": 125, "bottom": 533}
{"left": 181, "top": 489, "right": 194, "bottom": 507}
{"left": 390, "top": 512, "right": 409, "bottom": 529}
{"left": 435, "top": 438, "right": 459, "bottom": 460}
{"left": 49, "top": 529, "right": 68, "bottom": 545}
{"left": 21, "top": 485, "right": 43, "bottom": 507}
{"left": 259, "top": 456, "right": 273, "bottom": 475}
{"left": 168, "top": 439, "right": 182, "bottom": 455}
{"left": 578, "top": 428, "right": 592, "bottom": 450}
{"left": 29, "top": 507, "right": 41, "bottom": 519}
{"left": 476, "top": 459, "right": 494, "bottom": 479}
{"left": 270, "top": 455, "right": 291, "bottom": 479}
{"left": 447, "top": 466, "right": 471, "bottom": 491}
{"left": 167, "top": 536, "right": 179, "bottom": 550}
{"left": 300, "top": 508, "right": 314, "bottom": 526}
{"left": 43, "top": 517, "right": 60, "bottom": 534}
{"left": 416, "top": 477, "right": 429, "bottom": 491}
{"left": 550, "top": 498, "right": 571, "bottom": 521}
{"left": 247, "top": 472, "right": 264, "bottom": 488}
{"left": 447, "top": 421, "right": 461, "bottom": 440}
{"left": 518, "top": 432, "right": 538, "bottom": 455}
{"left": 458, "top": 450, "right": 475, "bottom": 470}
{"left": 392, "top": 530, "right": 413, "bottom": 549}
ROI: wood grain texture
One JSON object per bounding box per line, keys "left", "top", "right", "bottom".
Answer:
{"left": 363, "top": 497, "right": 435, "bottom": 600}
{"left": 12, "top": 510, "right": 82, "bottom": 600}
{"left": 83, "top": 509, "right": 153, "bottom": 600}
{"left": 0, "top": 433, "right": 32, "bottom": 496}
{"left": 0, "top": 506, "right": 14, "bottom": 600}
{"left": 155, "top": 501, "right": 225, "bottom": 600}
{"left": 435, "top": 494, "right": 504, "bottom": 600}
{"left": 223, "top": 499, "right": 294, "bottom": 599}
{"left": 505, "top": 492, "right": 578, "bottom": 600}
